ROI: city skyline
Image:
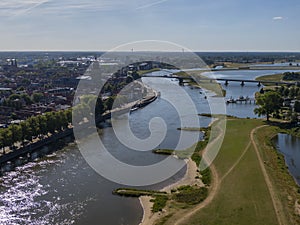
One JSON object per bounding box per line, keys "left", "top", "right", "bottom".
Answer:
{"left": 0, "top": 0, "right": 300, "bottom": 51}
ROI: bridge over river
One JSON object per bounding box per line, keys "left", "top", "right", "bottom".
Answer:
{"left": 142, "top": 74, "right": 299, "bottom": 86}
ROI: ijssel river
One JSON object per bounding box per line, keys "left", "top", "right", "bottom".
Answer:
{"left": 0, "top": 69, "right": 299, "bottom": 225}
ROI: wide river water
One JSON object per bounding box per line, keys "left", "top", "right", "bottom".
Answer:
{"left": 0, "top": 69, "right": 299, "bottom": 225}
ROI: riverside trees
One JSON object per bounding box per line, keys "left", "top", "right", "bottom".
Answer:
{"left": 254, "top": 91, "right": 283, "bottom": 121}
{"left": 0, "top": 94, "right": 107, "bottom": 154}
{"left": 0, "top": 109, "right": 72, "bottom": 154}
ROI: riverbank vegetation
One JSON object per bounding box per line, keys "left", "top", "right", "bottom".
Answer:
{"left": 177, "top": 127, "right": 204, "bottom": 132}
{"left": 151, "top": 195, "right": 169, "bottom": 213}
{"left": 173, "top": 71, "right": 226, "bottom": 97}
{"left": 282, "top": 72, "right": 300, "bottom": 81}
{"left": 255, "top": 85, "right": 300, "bottom": 123}
{"left": 198, "top": 113, "right": 237, "bottom": 119}
{"left": 0, "top": 109, "right": 72, "bottom": 155}
{"left": 255, "top": 73, "right": 284, "bottom": 85}
{"left": 153, "top": 125, "right": 211, "bottom": 163}
{"left": 256, "top": 71, "right": 300, "bottom": 86}
{"left": 137, "top": 68, "right": 161, "bottom": 76}
{"left": 113, "top": 188, "right": 167, "bottom": 197}
{"left": 172, "top": 185, "right": 208, "bottom": 205}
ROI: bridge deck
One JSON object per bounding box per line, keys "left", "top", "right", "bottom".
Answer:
{"left": 142, "top": 75, "right": 297, "bottom": 85}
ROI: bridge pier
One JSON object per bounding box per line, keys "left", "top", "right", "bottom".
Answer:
{"left": 241, "top": 81, "right": 245, "bottom": 86}
{"left": 1, "top": 161, "right": 13, "bottom": 173}
{"left": 225, "top": 80, "right": 229, "bottom": 86}
{"left": 178, "top": 78, "right": 184, "bottom": 86}
{"left": 257, "top": 82, "right": 261, "bottom": 87}
{"left": 30, "top": 151, "right": 40, "bottom": 161}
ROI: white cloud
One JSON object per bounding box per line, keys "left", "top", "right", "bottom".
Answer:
{"left": 0, "top": 0, "right": 169, "bottom": 17}
{"left": 0, "top": 0, "right": 48, "bottom": 17}
{"left": 136, "top": 0, "right": 169, "bottom": 10}
{"left": 272, "top": 16, "right": 284, "bottom": 20}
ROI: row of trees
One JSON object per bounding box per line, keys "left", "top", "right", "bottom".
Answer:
{"left": 0, "top": 91, "right": 129, "bottom": 154}
{"left": 0, "top": 109, "right": 72, "bottom": 154}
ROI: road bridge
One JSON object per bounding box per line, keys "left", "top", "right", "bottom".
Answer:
{"left": 142, "top": 75, "right": 298, "bottom": 86}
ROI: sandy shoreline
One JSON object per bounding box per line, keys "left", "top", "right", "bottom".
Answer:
{"left": 139, "top": 158, "right": 203, "bottom": 225}
{"left": 138, "top": 117, "right": 215, "bottom": 225}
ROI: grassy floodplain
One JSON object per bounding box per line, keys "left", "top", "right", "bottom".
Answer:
{"left": 255, "top": 74, "right": 284, "bottom": 86}
{"left": 158, "top": 118, "right": 300, "bottom": 225}
{"left": 137, "top": 68, "right": 161, "bottom": 75}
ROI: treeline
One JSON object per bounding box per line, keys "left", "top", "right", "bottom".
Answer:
{"left": 0, "top": 91, "right": 137, "bottom": 154}
{"left": 0, "top": 109, "right": 72, "bottom": 154}
{"left": 283, "top": 72, "right": 300, "bottom": 81}
{"left": 1, "top": 92, "right": 45, "bottom": 110}
{"left": 276, "top": 86, "right": 300, "bottom": 100}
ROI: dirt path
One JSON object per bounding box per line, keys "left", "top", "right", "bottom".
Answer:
{"left": 174, "top": 121, "right": 224, "bottom": 225}
{"left": 139, "top": 159, "right": 204, "bottom": 225}
{"left": 250, "top": 125, "right": 286, "bottom": 225}
{"left": 174, "top": 163, "right": 219, "bottom": 225}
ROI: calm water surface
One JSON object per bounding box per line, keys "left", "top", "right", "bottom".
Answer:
{"left": 275, "top": 134, "right": 300, "bottom": 185}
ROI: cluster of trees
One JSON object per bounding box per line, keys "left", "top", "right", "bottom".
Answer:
{"left": 0, "top": 109, "right": 72, "bottom": 153}
{"left": 72, "top": 95, "right": 106, "bottom": 122}
{"left": 254, "top": 91, "right": 283, "bottom": 121}
{"left": 276, "top": 86, "right": 300, "bottom": 99}
{"left": 72, "top": 93, "right": 131, "bottom": 119}
{"left": 283, "top": 72, "right": 300, "bottom": 81}
{"left": 101, "top": 72, "right": 141, "bottom": 96}
{"left": 1, "top": 92, "right": 45, "bottom": 110}
{"left": 255, "top": 88, "right": 300, "bottom": 122}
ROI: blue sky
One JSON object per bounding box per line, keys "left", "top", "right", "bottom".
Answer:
{"left": 0, "top": 0, "right": 299, "bottom": 51}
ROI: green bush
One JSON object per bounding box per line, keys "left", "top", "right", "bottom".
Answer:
{"left": 151, "top": 195, "right": 169, "bottom": 213}
{"left": 200, "top": 168, "right": 211, "bottom": 186}
{"left": 173, "top": 186, "right": 208, "bottom": 205}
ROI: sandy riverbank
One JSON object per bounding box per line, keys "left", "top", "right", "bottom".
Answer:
{"left": 139, "top": 158, "right": 203, "bottom": 225}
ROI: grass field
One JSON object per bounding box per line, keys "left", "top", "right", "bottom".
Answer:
{"left": 255, "top": 73, "right": 284, "bottom": 86}
{"left": 138, "top": 68, "right": 161, "bottom": 75}
{"left": 182, "top": 119, "right": 280, "bottom": 225}
{"left": 156, "top": 118, "right": 300, "bottom": 225}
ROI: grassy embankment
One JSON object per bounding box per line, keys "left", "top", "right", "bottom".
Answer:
{"left": 255, "top": 73, "right": 285, "bottom": 87}
{"left": 137, "top": 68, "right": 161, "bottom": 76}
{"left": 174, "top": 71, "right": 226, "bottom": 97}
{"left": 158, "top": 118, "right": 300, "bottom": 225}
{"left": 255, "top": 72, "right": 299, "bottom": 88}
